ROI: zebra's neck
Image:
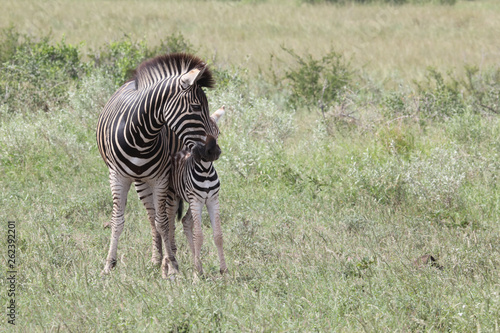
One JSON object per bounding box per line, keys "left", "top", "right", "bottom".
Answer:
{"left": 125, "top": 78, "right": 174, "bottom": 147}
{"left": 198, "top": 160, "right": 213, "bottom": 170}
{"left": 186, "top": 156, "right": 213, "bottom": 175}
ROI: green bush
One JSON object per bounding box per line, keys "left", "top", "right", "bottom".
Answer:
{"left": 382, "top": 88, "right": 417, "bottom": 118}
{"left": 0, "top": 26, "right": 22, "bottom": 65}
{"left": 0, "top": 30, "right": 88, "bottom": 112}
{"left": 415, "top": 67, "right": 467, "bottom": 119}
{"left": 382, "top": 66, "right": 500, "bottom": 122}
{"left": 283, "top": 47, "right": 352, "bottom": 111}
{"left": 91, "top": 33, "right": 196, "bottom": 87}
{"left": 462, "top": 65, "right": 500, "bottom": 115}
{"left": 90, "top": 37, "right": 151, "bottom": 88}
{"left": 376, "top": 122, "right": 416, "bottom": 158}
{"left": 0, "top": 29, "right": 198, "bottom": 113}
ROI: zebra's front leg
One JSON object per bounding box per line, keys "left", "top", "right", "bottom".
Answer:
{"left": 189, "top": 200, "right": 205, "bottom": 276}
{"left": 102, "top": 172, "right": 132, "bottom": 275}
{"left": 156, "top": 194, "right": 179, "bottom": 278}
{"left": 206, "top": 195, "right": 227, "bottom": 274}
{"left": 135, "top": 181, "right": 162, "bottom": 265}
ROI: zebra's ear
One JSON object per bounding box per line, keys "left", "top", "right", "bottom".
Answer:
{"left": 180, "top": 65, "right": 206, "bottom": 89}
{"left": 211, "top": 106, "right": 225, "bottom": 123}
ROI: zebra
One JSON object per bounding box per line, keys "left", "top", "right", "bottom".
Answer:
{"left": 96, "top": 53, "right": 220, "bottom": 278}
{"left": 169, "top": 106, "right": 227, "bottom": 276}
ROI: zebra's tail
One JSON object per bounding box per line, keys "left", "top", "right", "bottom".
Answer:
{"left": 177, "top": 200, "right": 183, "bottom": 221}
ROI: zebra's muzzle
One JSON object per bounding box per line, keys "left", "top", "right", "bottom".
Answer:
{"left": 192, "top": 135, "right": 221, "bottom": 162}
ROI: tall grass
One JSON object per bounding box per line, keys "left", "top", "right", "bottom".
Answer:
{"left": 0, "top": 1, "right": 499, "bottom": 331}
{"left": 2, "top": 0, "right": 500, "bottom": 82}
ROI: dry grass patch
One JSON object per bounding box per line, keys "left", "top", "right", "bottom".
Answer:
{"left": 2, "top": 0, "right": 500, "bottom": 82}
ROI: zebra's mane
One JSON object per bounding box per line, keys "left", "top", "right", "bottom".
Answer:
{"left": 131, "top": 53, "right": 215, "bottom": 90}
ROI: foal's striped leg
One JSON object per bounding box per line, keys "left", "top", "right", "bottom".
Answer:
{"left": 189, "top": 200, "right": 205, "bottom": 276}
{"left": 206, "top": 194, "right": 227, "bottom": 274}
{"left": 181, "top": 209, "right": 195, "bottom": 263}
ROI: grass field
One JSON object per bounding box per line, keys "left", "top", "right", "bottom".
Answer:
{"left": 1, "top": 0, "right": 500, "bottom": 332}
{"left": 2, "top": 0, "right": 500, "bottom": 82}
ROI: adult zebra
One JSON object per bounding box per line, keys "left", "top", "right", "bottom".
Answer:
{"left": 169, "top": 106, "right": 227, "bottom": 276}
{"left": 97, "top": 53, "right": 220, "bottom": 278}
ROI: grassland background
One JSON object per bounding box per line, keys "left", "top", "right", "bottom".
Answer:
{"left": 2, "top": 0, "right": 500, "bottom": 82}
{"left": 0, "top": 0, "right": 500, "bottom": 332}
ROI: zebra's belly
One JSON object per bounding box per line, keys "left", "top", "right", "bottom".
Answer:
{"left": 102, "top": 125, "right": 180, "bottom": 180}
{"left": 105, "top": 144, "right": 171, "bottom": 180}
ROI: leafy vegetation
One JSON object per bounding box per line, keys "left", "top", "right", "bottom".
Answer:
{"left": 92, "top": 33, "right": 197, "bottom": 87}
{"left": 0, "top": 1, "right": 499, "bottom": 330}
{"left": 282, "top": 47, "right": 352, "bottom": 110}
{"left": 0, "top": 28, "right": 89, "bottom": 112}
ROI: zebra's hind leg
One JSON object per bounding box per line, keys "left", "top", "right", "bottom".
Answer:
{"left": 102, "top": 171, "right": 132, "bottom": 275}
{"left": 156, "top": 192, "right": 179, "bottom": 279}
{"left": 206, "top": 195, "right": 228, "bottom": 275}
{"left": 135, "top": 181, "right": 163, "bottom": 265}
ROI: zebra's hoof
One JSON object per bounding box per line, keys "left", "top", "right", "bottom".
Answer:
{"left": 161, "top": 270, "right": 178, "bottom": 280}
{"left": 101, "top": 259, "right": 116, "bottom": 276}
{"left": 161, "top": 264, "right": 179, "bottom": 279}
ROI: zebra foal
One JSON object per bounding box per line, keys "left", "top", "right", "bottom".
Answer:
{"left": 169, "top": 106, "right": 227, "bottom": 276}
{"left": 97, "top": 53, "right": 220, "bottom": 278}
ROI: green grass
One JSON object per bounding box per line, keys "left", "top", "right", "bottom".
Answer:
{"left": 1, "top": 1, "right": 500, "bottom": 331}
{"left": 1, "top": 73, "right": 499, "bottom": 331}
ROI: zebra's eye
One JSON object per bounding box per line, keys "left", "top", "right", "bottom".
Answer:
{"left": 191, "top": 104, "right": 202, "bottom": 112}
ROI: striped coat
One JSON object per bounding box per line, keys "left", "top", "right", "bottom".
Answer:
{"left": 97, "top": 54, "right": 220, "bottom": 278}
{"left": 169, "top": 107, "right": 227, "bottom": 275}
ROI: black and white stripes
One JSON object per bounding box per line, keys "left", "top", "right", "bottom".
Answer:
{"left": 97, "top": 53, "right": 219, "bottom": 278}
{"left": 169, "top": 107, "right": 227, "bottom": 275}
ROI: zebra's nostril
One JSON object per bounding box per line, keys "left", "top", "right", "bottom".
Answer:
{"left": 207, "top": 145, "right": 221, "bottom": 157}
{"left": 205, "top": 135, "right": 217, "bottom": 153}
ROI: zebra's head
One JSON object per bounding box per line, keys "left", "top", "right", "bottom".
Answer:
{"left": 160, "top": 55, "right": 220, "bottom": 162}
{"left": 191, "top": 106, "right": 224, "bottom": 163}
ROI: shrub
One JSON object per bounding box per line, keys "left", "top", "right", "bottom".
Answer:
{"left": 345, "top": 148, "right": 407, "bottom": 206}
{"left": 0, "top": 30, "right": 88, "bottom": 112}
{"left": 0, "top": 26, "right": 22, "bottom": 65}
{"left": 462, "top": 65, "right": 500, "bottom": 115}
{"left": 90, "top": 37, "right": 150, "bottom": 88}
{"left": 415, "top": 67, "right": 467, "bottom": 119}
{"left": 68, "top": 70, "right": 117, "bottom": 123}
{"left": 283, "top": 47, "right": 352, "bottom": 111}
{"left": 91, "top": 33, "right": 196, "bottom": 87}
{"left": 152, "top": 32, "right": 197, "bottom": 56}
{"left": 382, "top": 88, "right": 418, "bottom": 118}
{"left": 341, "top": 143, "right": 471, "bottom": 225}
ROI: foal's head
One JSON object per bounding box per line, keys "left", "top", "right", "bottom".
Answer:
{"left": 191, "top": 106, "right": 225, "bottom": 163}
